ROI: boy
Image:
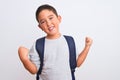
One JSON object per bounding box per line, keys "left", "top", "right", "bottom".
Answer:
{"left": 18, "top": 4, "right": 93, "bottom": 80}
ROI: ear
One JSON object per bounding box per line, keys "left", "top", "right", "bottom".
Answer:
{"left": 58, "top": 15, "right": 62, "bottom": 23}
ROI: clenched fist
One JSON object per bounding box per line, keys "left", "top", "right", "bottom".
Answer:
{"left": 85, "top": 37, "right": 93, "bottom": 47}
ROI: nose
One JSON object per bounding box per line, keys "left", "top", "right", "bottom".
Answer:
{"left": 46, "top": 20, "right": 51, "bottom": 26}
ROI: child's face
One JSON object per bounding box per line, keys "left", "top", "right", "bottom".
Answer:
{"left": 38, "top": 9, "right": 61, "bottom": 38}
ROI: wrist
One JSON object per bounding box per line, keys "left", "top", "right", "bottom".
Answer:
{"left": 85, "top": 44, "right": 91, "bottom": 49}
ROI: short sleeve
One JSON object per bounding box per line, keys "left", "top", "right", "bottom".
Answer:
{"left": 29, "top": 42, "right": 40, "bottom": 70}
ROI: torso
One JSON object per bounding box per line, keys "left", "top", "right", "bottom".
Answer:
{"left": 40, "top": 35, "right": 72, "bottom": 80}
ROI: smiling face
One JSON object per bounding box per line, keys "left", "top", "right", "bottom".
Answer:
{"left": 38, "top": 9, "right": 61, "bottom": 39}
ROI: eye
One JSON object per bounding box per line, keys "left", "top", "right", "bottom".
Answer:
{"left": 40, "top": 20, "right": 45, "bottom": 24}
{"left": 49, "top": 16, "right": 53, "bottom": 20}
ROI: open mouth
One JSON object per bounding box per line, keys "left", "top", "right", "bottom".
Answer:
{"left": 48, "top": 26, "right": 54, "bottom": 32}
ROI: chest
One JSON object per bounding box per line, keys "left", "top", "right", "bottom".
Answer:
{"left": 44, "top": 38, "right": 69, "bottom": 64}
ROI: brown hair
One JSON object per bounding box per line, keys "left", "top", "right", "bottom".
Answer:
{"left": 36, "top": 4, "right": 58, "bottom": 22}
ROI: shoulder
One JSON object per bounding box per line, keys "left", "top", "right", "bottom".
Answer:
{"left": 29, "top": 36, "right": 45, "bottom": 54}
{"left": 63, "top": 35, "right": 74, "bottom": 39}
{"left": 63, "top": 35, "right": 73, "bottom": 38}
{"left": 63, "top": 35, "right": 75, "bottom": 42}
{"left": 36, "top": 36, "right": 46, "bottom": 42}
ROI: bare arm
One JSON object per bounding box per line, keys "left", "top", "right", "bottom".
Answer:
{"left": 18, "top": 46, "right": 37, "bottom": 74}
{"left": 77, "top": 37, "right": 93, "bottom": 67}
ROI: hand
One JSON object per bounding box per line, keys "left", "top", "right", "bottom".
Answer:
{"left": 18, "top": 47, "right": 37, "bottom": 74}
{"left": 18, "top": 46, "right": 29, "bottom": 61}
{"left": 85, "top": 37, "right": 93, "bottom": 47}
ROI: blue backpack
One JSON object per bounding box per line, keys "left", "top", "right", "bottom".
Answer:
{"left": 36, "top": 35, "right": 77, "bottom": 80}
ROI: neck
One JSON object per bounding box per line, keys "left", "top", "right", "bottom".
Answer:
{"left": 46, "top": 33, "right": 61, "bottom": 39}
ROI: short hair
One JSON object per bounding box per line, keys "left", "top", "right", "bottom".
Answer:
{"left": 36, "top": 4, "right": 58, "bottom": 22}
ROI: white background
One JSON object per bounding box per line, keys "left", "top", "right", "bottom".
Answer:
{"left": 0, "top": 0, "right": 120, "bottom": 80}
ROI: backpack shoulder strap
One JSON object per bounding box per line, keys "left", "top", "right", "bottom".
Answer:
{"left": 35, "top": 37, "right": 45, "bottom": 80}
{"left": 64, "top": 35, "right": 77, "bottom": 80}
{"left": 35, "top": 36, "right": 76, "bottom": 80}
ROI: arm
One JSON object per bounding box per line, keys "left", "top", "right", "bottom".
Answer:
{"left": 18, "top": 46, "right": 37, "bottom": 74}
{"left": 77, "top": 37, "right": 93, "bottom": 67}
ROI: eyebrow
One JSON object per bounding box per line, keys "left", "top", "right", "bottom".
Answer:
{"left": 48, "top": 15, "right": 54, "bottom": 18}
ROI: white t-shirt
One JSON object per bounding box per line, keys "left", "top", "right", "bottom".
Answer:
{"left": 29, "top": 35, "right": 80, "bottom": 80}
